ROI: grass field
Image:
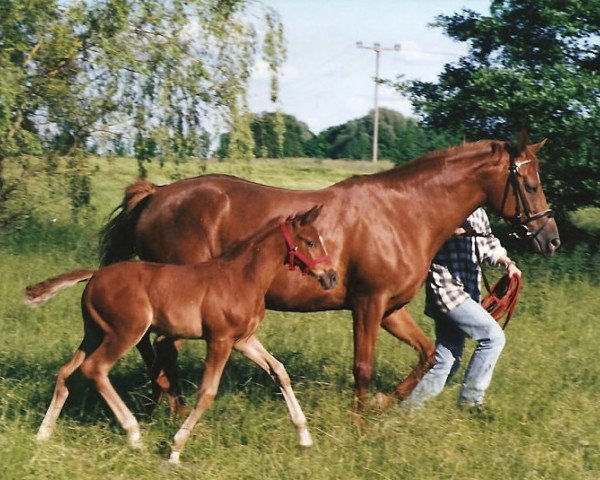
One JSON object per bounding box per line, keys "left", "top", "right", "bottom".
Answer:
{"left": 1, "top": 156, "right": 599, "bottom": 479}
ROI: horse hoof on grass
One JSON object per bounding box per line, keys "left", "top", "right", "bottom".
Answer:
{"left": 372, "top": 392, "right": 394, "bottom": 411}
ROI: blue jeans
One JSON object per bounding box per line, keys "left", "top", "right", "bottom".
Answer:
{"left": 406, "top": 297, "right": 506, "bottom": 408}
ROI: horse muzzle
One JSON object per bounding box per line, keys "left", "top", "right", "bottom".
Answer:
{"left": 528, "top": 217, "right": 561, "bottom": 255}
{"left": 317, "top": 269, "right": 338, "bottom": 290}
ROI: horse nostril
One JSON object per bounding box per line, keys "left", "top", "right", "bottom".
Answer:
{"left": 549, "top": 237, "right": 561, "bottom": 252}
{"left": 319, "top": 270, "right": 338, "bottom": 290}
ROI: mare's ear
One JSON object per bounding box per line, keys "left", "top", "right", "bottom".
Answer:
{"left": 299, "top": 204, "right": 323, "bottom": 226}
{"left": 528, "top": 138, "right": 547, "bottom": 154}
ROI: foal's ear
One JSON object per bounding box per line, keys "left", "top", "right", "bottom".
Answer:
{"left": 299, "top": 204, "right": 323, "bottom": 226}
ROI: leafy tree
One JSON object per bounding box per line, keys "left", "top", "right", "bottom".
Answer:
{"left": 311, "top": 108, "right": 456, "bottom": 163}
{"left": 0, "top": 0, "right": 285, "bottom": 222}
{"left": 218, "top": 111, "right": 315, "bottom": 159}
{"left": 397, "top": 0, "right": 600, "bottom": 219}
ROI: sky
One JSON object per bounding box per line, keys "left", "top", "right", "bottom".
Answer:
{"left": 248, "top": 0, "right": 490, "bottom": 134}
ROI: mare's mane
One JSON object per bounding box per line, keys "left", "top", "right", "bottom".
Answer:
{"left": 341, "top": 140, "right": 504, "bottom": 186}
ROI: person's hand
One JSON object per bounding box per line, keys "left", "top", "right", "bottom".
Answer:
{"left": 453, "top": 227, "right": 466, "bottom": 236}
{"left": 507, "top": 262, "right": 521, "bottom": 279}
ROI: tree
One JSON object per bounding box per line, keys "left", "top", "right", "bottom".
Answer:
{"left": 218, "top": 112, "right": 315, "bottom": 159}
{"left": 0, "top": 0, "right": 285, "bottom": 221}
{"left": 397, "top": 0, "right": 600, "bottom": 219}
{"left": 310, "top": 108, "right": 456, "bottom": 163}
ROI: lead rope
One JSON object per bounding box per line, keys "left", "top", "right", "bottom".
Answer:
{"left": 471, "top": 231, "right": 523, "bottom": 330}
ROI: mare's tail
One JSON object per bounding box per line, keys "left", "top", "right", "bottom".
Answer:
{"left": 24, "top": 270, "right": 95, "bottom": 306}
{"left": 99, "top": 180, "right": 157, "bottom": 266}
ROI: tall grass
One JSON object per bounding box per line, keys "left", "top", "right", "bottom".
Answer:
{"left": 1, "top": 156, "right": 599, "bottom": 479}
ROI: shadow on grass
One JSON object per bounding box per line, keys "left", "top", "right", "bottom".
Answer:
{"left": 0, "top": 346, "right": 359, "bottom": 428}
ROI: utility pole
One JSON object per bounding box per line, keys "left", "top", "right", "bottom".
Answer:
{"left": 356, "top": 42, "right": 400, "bottom": 163}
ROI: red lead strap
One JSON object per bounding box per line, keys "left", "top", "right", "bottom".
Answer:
{"left": 472, "top": 232, "right": 523, "bottom": 330}
{"left": 481, "top": 273, "right": 522, "bottom": 329}
{"left": 279, "top": 222, "right": 330, "bottom": 275}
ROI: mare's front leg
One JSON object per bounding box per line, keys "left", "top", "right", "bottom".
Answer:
{"left": 169, "top": 338, "right": 233, "bottom": 464}
{"left": 351, "top": 295, "right": 386, "bottom": 414}
{"left": 378, "top": 308, "right": 435, "bottom": 406}
{"left": 234, "top": 335, "right": 312, "bottom": 448}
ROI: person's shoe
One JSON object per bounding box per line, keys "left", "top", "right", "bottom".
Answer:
{"left": 458, "top": 402, "right": 496, "bottom": 422}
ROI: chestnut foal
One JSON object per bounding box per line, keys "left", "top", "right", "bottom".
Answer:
{"left": 25, "top": 206, "right": 337, "bottom": 463}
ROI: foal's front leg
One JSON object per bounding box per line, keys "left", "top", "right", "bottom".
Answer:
{"left": 234, "top": 335, "right": 312, "bottom": 448}
{"left": 169, "top": 338, "right": 233, "bottom": 464}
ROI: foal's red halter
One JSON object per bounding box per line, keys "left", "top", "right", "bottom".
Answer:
{"left": 279, "top": 222, "right": 330, "bottom": 275}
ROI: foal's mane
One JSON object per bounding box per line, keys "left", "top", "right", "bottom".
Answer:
{"left": 218, "top": 215, "right": 284, "bottom": 261}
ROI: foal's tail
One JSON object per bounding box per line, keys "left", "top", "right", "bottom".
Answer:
{"left": 24, "top": 269, "right": 95, "bottom": 307}
{"left": 99, "top": 180, "right": 157, "bottom": 266}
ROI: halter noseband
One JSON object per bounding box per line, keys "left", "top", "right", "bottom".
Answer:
{"left": 503, "top": 153, "right": 554, "bottom": 241}
{"left": 279, "top": 221, "right": 330, "bottom": 275}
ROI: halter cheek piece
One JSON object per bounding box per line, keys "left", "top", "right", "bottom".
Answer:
{"left": 503, "top": 153, "right": 554, "bottom": 241}
{"left": 279, "top": 222, "right": 330, "bottom": 275}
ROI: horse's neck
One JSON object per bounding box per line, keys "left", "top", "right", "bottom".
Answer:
{"left": 234, "top": 227, "right": 287, "bottom": 292}
{"left": 383, "top": 147, "right": 503, "bottom": 249}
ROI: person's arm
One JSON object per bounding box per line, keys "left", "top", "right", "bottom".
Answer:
{"left": 470, "top": 209, "right": 521, "bottom": 278}
{"left": 495, "top": 253, "right": 522, "bottom": 279}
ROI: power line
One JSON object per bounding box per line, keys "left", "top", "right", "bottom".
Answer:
{"left": 356, "top": 41, "right": 400, "bottom": 163}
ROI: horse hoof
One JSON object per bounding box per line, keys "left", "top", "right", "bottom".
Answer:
{"left": 372, "top": 392, "right": 394, "bottom": 411}
{"left": 128, "top": 431, "right": 143, "bottom": 449}
{"left": 348, "top": 411, "right": 367, "bottom": 433}
{"left": 36, "top": 430, "right": 51, "bottom": 442}
{"left": 299, "top": 429, "right": 313, "bottom": 448}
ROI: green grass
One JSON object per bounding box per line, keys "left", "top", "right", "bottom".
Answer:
{"left": 1, "top": 156, "right": 599, "bottom": 479}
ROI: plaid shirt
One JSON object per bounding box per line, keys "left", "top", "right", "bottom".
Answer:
{"left": 425, "top": 208, "right": 507, "bottom": 315}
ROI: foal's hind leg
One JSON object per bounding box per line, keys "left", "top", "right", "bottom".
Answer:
{"left": 37, "top": 349, "right": 86, "bottom": 441}
{"left": 170, "top": 338, "right": 233, "bottom": 464}
{"left": 234, "top": 335, "right": 312, "bottom": 448}
{"left": 79, "top": 338, "right": 143, "bottom": 447}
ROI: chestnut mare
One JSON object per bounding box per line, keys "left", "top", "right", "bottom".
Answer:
{"left": 100, "top": 134, "right": 560, "bottom": 413}
{"left": 25, "top": 206, "right": 337, "bottom": 463}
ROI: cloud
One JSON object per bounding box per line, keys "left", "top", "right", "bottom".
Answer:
{"left": 252, "top": 60, "right": 301, "bottom": 81}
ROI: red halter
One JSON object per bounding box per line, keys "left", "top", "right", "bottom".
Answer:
{"left": 279, "top": 222, "right": 330, "bottom": 275}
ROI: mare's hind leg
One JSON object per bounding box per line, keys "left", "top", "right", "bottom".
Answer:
{"left": 79, "top": 337, "right": 143, "bottom": 447}
{"left": 377, "top": 308, "right": 435, "bottom": 408}
{"left": 153, "top": 337, "right": 187, "bottom": 416}
{"left": 234, "top": 335, "right": 312, "bottom": 448}
{"left": 169, "top": 338, "right": 233, "bottom": 464}
{"left": 136, "top": 335, "right": 187, "bottom": 417}
{"left": 37, "top": 349, "right": 87, "bottom": 441}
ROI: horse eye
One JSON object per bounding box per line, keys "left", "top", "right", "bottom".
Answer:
{"left": 524, "top": 183, "right": 538, "bottom": 193}
{"left": 307, "top": 241, "right": 316, "bottom": 248}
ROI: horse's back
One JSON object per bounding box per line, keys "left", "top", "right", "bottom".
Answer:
{"left": 135, "top": 174, "right": 337, "bottom": 265}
